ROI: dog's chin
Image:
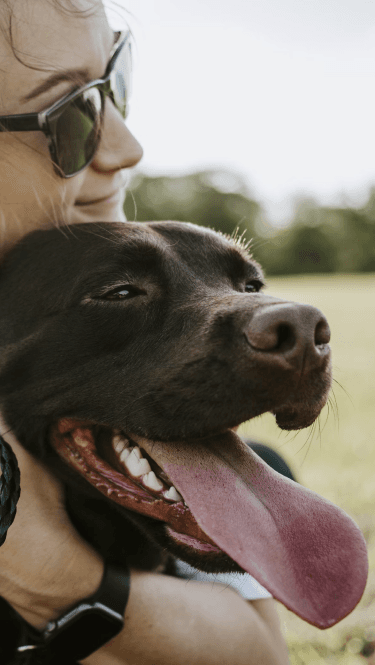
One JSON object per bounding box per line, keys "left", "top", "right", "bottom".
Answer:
{"left": 272, "top": 396, "right": 328, "bottom": 430}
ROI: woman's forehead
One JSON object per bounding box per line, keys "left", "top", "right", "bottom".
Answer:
{"left": 0, "top": 0, "right": 114, "bottom": 114}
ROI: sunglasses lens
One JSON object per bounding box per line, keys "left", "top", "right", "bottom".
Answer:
{"left": 51, "top": 34, "right": 131, "bottom": 176}
{"left": 54, "top": 87, "right": 102, "bottom": 176}
{"left": 110, "top": 37, "right": 132, "bottom": 118}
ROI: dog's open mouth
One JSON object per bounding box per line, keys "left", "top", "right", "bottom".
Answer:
{"left": 51, "top": 417, "right": 369, "bottom": 630}
{"left": 51, "top": 418, "right": 223, "bottom": 554}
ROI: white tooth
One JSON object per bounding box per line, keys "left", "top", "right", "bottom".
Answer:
{"left": 125, "top": 449, "right": 152, "bottom": 477}
{"left": 119, "top": 447, "right": 131, "bottom": 463}
{"left": 113, "top": 434, "right": 129, "bottom": 454}
{"left": 114, "top": 440, "right": 125, "bottom": 454}
{"left": 143, "top": 471, "right": 163, "bottom": 491}
{"left": 164, "top": 486, "right": 182, "bottom": 502}
{"left": 137, "top": 459, "right": 152, "bottom": 475}
{"left": 132, "top": 446, "right": 142, "bottom": 460}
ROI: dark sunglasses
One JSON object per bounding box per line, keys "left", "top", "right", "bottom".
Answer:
{"left": 0, "top": 30, "right": 132, "bottom": 178}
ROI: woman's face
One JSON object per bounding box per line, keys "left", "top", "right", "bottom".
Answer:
{"left": 0, "top": 0, "right": 143, "bottom": 254}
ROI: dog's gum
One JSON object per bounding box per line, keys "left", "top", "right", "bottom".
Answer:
{"left": 71, "top": 430, "right": 92, "bottom": 448}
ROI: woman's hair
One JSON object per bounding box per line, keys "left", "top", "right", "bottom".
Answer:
{"left": 0, "top": 0, "right": 125, "bottom": 79}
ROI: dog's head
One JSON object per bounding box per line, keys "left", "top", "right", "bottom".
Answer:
{"left": 0, "top": 221, "right": 368, "bottom": 628}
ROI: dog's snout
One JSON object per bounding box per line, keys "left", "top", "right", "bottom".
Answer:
{"left": 245, "top": 303, "right": 331, "bottom": 366}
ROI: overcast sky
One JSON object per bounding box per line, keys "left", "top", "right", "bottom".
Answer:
{"left": 105, "top": 0, "right": 375, "bottom": 224}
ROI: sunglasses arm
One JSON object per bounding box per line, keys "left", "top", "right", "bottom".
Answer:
{"left": 0, "top": 113, "right": 41, "bottom": 133}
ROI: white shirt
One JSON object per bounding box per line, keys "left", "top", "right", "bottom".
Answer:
{"left": 175, "top": 559, "right": 272, "bottom": 600}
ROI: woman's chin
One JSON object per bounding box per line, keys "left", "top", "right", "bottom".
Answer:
{"left": 72, "top": 199, "right": 126, "bottom": 224}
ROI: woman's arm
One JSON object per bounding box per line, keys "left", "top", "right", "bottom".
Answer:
{"left": 82, "top": 572, "right": 289, "bottom": 665}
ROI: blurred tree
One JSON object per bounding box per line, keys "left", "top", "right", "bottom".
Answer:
{"left": 323, "top": 208, "right": 375, "bottom": 272}
{"left": 255, "top": 224, "right": 337, "bottom": 275}
{"left": 123, "top": 170, "right": 375, "bottom": 276}
{"left": 124, "top": 169, "right": 260, "bottom": 245}
{"left": 254, "top": 194, "right": 375, "bottom": 275}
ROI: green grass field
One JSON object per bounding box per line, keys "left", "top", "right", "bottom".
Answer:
{"left": 238, "top": 273, "right": 375, "bottom": 664}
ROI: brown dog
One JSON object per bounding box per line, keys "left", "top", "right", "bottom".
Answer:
{"left": 0, "top": 221, "right": 368, "bottom": 630}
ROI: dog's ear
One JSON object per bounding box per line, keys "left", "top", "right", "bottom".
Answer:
{"left": 0, "top": 340, "right": 29, "bottom": 386}
{"left": 0, "top": 336, "right": 38, "bottom": 404}
{"left": 0, "top": 336, "right": 50, "bottom": 457}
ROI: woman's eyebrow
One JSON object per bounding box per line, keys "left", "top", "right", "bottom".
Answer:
{"left": 21, "top": 31, "right": 118, "bottom": 104}
{"left": 21, "top": 68, "right": 92, "bottom": 103}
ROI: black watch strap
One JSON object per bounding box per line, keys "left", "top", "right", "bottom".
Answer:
{"left": 16, "top": 561, "right": 130, "bottom": 663}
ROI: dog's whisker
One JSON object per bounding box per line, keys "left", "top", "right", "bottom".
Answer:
{"left": 217, "top": 224, "right": 254, "bottom": 256}
{"left": 300, "top": 431, "right": 314, "bottom": 466}
{"left": 317, "top": 415, "right": 322, "bottom": 452}
{"left": 329, "top": 386, "right": 340, "bottom": 420}
{"left": 229, "top": 225, "right": 252, "bottom": 251}
{"left": 321, "top": 402, "right": 332, "bottom": 434}
{"left": 323, "top": 389, "right": 340, "bottom": 439}
{"left": 332, "top": 377, "right": 353, "bottom": 407}
{"left": 125, "top": 186, "right": 138, "bottom": 222}
{"left": 327, "top": 392, "right": 340, "bottom": 429}
{"left": 294, "top": 419, "right": 317, "bottom": 465}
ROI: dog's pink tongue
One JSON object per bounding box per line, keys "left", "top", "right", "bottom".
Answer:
{"left": 141, "top": 430, "right": 368, "bottom": 628}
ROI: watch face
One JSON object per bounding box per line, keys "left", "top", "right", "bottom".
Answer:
{"left": 45, "top": 609, "right": 123, "bottom": 661}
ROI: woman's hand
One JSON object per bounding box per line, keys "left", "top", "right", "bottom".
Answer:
{"left": 0, "top": 417, "right": 104, "bottom": 629}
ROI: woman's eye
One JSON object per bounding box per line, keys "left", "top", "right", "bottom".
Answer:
{"left": 103, "top": 285, "right": 142, "bottom": 300}
{"left": 245, "top": 281, "right": 262, "bottom": 293}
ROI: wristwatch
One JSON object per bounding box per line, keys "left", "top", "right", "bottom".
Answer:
{"left": 16, "top": 561, "right": 130, "bottom": 662}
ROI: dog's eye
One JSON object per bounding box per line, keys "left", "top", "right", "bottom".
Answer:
{"left": 245, "top": 280, "right": 263, "bottom": 293}
{"left": 103, "top": 285, "right": 143, "bottom": 300}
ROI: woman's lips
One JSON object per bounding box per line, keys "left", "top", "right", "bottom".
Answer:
{"left": 75, "top": 191, "right": 123, "bottom": 206}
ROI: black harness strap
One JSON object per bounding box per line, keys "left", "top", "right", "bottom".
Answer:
{"left": 0, "top": 434, "right": 21, "bottom": 546}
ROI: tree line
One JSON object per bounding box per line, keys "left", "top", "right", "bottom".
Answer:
{"left": 124, "top": 170, "right": 375, "bottom": 276}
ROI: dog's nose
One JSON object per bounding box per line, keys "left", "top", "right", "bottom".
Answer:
{"left": 245, "top": 303, "right": 330, "bottom": 366}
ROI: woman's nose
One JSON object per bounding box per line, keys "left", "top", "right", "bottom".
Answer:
{"left": 90, "top": 97, "right": 143, "bottom": 173}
